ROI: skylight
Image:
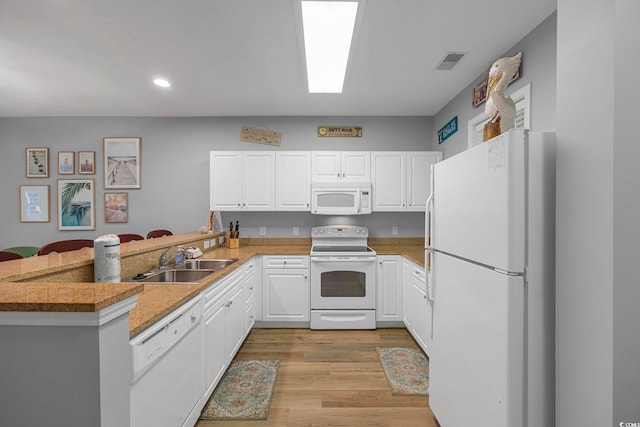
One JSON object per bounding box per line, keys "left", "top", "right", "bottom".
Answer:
{"left": 301, "top": 1, "right": 359, "bottom": 94}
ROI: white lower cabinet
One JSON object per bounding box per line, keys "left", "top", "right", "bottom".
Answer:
{"left": 262, "top": 256, "right": 310, "bottom": 322}
{"left": 376, "top": 255, "right": 403, "bottom": 322}
{"left": 402, "top": 259, "right": 432, "bottom": 355}
{"left": 202, "top": 268, "right": 244, "bottom": 398}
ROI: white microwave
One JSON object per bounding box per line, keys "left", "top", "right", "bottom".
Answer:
{"left": 311, "top": 181, "right": 372, "bottom": 215}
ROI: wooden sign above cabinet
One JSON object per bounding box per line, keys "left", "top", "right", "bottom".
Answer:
{"left": 240, "top": 127, "right": 282, "bottom": 147}
{"left": 317, "top": 126, "right": 362, "bottom": 137}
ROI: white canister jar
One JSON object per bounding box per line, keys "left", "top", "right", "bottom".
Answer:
{"left": 94, "top": 234, "right": 121, "bottom": 283}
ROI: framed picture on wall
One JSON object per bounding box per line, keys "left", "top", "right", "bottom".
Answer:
{"left": 472, "top": 80, "right": 488, "bottom": 108}
{"left": 103, "top": 137, "right": 141, "bottom": 189}
{"left": 19, "top": 185, "right": 50, "bottom": 222}
{"left": 58, "top": 151, "right": 75, "bottom": 175}
{"left": 25, "top": 147, "right": 49, "bottom": 178}
{"left": 104, "top": 192, "right": 128, "bottom": 223}
{"left": 78, "top": 151, "right": 96, "bottom": 175}
{"left": 57, "top": 179, "right": 95, "bottom": 230}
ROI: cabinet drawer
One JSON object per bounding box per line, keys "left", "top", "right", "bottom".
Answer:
{"left": 203, "top": 269, "right": 242, "bottom": 309}
{"left": 262, "top": 255, "right": 309, "bottom": 269}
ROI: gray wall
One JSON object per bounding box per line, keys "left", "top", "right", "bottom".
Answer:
{"left": 432, "top": 12, "right": 557, "bottom": 159}
{"left": 0, "top": 116, "right": 432, "bottom": 248}
{"left": 557, "top": 0, "right": 640, "bottom": 425}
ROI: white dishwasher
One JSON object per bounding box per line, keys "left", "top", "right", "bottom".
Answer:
{"left": 130, "top": 296, "right": 203, "bottom": 427}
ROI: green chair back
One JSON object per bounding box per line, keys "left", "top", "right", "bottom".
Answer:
{"left": 2, "top": 246, "right": 39, "bottom": 258}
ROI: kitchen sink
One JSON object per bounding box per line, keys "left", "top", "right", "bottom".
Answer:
{"left": 134, "top": 269, "right": 215, "bottom": 284}
{"left": 128, "top": 258, "right": 238, "bottom": 284}
{"left": 175, "top": 258, "right": 238, "bottom": 270}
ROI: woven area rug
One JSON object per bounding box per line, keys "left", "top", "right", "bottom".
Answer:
{"left": 376, "top": 347, "right": 429, "bottom": 395}
{"left": 200, "top": 359, "right": 279, "bottom": 420}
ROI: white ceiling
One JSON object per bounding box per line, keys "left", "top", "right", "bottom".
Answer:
{"left": 0, "top": 0, "right": 556, "bottom": 117}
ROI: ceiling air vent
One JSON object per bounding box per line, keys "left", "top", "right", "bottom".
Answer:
{"left": 435, "top": 52, "right": 466, "bottom": 70}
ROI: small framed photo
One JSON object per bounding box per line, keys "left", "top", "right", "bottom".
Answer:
{"left": 19, "top": 185, "right": 50, "bottom": 222}
{"left": 58, "top": 151, "right": 75, "bottom": 175}
{"left": 104, "top": 137, "right": 141, "bottom": 189}
{"left": 78, "top": 151, "right": 96, "bottom": 175}
{"left": 57, "top": 178, "right": 95, "bottom": 230}
{"left": 104, "top": 192, "right": 128, "bottom": 223}
{"left": 26, "top": 147, "right": 49, "bottom": 178}
{"left": 472, "top": 80, "right": 488, "bottom": 108}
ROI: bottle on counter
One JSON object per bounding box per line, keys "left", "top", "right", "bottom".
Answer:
{"left": 175, "top": 245, "right": 185, "bottom": 265}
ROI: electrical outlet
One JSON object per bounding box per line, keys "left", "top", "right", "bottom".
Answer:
{"left": 204, "top": 240, "right": 210, "bottom": 249}
{"left": 260, "top": 226, "right": 266, "bottom": 236}
{"left": 392, "top": 226, "right": 398, "bottom": 236}
{"left": 293, "top": 226, "right": 299, "bottom": 236}
{"left": 218, "top": 236, "right": 224, "bottom": 246}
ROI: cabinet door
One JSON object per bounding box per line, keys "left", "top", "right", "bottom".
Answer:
{"left": 210, "top": 152, "right": 243, "bottom": 211}
{"left": 406, "top": 152, "right": 442, "bottom": 212}
{"left": 411, "top": 281, "right": 430, "bottom": 354}
{"left": 225, "top": 286, "right": 245, "bottom": 360}
{"left": 402, "top": 260, "right": 413, "bottom": 328}
{"left": 311, "top": 151, "right": 341, "bottom": 181}
{"left": 204, "top": 303, "right": 227, "bottom": 397}
{"left": 262, "top": 269, "right": 310, "bottom": 322}
{"left": 276, "top": 152, "right": 311, "bottom": 211}
{"left": 341, "top": 152, "right": 370, "bottom": 181}
{"left": 376, "top": 255, "right": 403, "bottom": 322}
{"left": 372, "top": 152, "right": 406, "bottom": 211}
{"left": 243, "top": 152, "right": 275, "bottom": 210}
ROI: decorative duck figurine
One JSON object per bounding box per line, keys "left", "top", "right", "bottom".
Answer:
{"left": 483, "top": 51, "right": 522, "bottom": 141}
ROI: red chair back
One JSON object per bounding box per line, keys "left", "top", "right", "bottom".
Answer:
{"left": 0, "top": 251, "right": 23, "bottom": 262}
{"left": 146, "top": 229, "right": 173, "bottom": 239}
{"left": 37, "top": 239, "right": 94, "bottom": 255}
{"left": 118, "top": 234, "right": 144, "bottom": 243}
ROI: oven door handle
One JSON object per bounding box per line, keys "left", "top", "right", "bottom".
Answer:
{"left": 311, "top": 257, "right": 376, "bottom": 262}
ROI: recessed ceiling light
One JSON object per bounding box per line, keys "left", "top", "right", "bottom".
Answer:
{"left": 301, "top": 1, "right": 360, "bottom": 94}
{"left": 153, "top": 78, "right": 171, "bottom": 88}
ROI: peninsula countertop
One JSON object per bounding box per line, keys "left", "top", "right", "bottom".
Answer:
{"left": 0, "top": 234, "right": 425, "bottom": 337}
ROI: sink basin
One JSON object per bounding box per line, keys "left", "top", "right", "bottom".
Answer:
{"left": 176, "top": 258, "right": 238, "bottom": 270}
{"left": 135, "top": 269, "right": 215, "bottom": 284}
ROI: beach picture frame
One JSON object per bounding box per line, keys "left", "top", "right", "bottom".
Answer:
{"left": 103, "top": 137, "right": 141, "bottom": 189}
{"left": 57, "top": 178, "right": 95, "bottom": 230}
{"left": 26, "top": 147, "right": 49, "bottom": 178}
{"left": 104, "top": 192, "right": 128, "bottom": 223}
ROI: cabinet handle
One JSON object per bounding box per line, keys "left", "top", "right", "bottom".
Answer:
{"left": 337, "top": 173, "right": 340, "bottom": 178}
{"left": 304, "top": 275, "right": 308, "bottom": 279}
{"left": 249, "top": 287, "right": 254, "bottom": 290}
{"left": 228, "top": 300, "right": 233, "bottom": 306}
{"left": 342, "top": 173, "right": 346, "bottom": 178}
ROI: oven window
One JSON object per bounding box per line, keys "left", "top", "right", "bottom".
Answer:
{"left": 317, "top": 192, "right": 354, "bottom": 208}
{"left": 320, "top": 271, "right": 366, "bottom": 297}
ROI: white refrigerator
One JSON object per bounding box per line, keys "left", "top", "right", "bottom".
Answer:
{"left": 425, "top": 129, "right": 555, "bottom": 427}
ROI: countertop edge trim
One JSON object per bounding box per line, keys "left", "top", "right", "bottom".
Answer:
{"left": 0, "top": 295, "right": 139, "bottom": 327}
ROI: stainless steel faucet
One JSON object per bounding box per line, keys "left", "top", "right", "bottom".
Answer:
{"left": 159, "top": 246, "right": 173, "bottom": 269}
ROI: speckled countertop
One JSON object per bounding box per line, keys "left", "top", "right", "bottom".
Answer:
{"left": 0, "top": 234, "right": 424, "bottom": 337}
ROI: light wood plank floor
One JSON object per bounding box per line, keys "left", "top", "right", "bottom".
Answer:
{"left": 196, "top": 328, "right": 439, "bottom": 427}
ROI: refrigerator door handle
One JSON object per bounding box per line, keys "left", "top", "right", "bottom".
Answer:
{"left": 425, "top": 248, "right": 434, "bottom": 303}
{"left": 425, "top": 164, "right": 435, "bottom": 249}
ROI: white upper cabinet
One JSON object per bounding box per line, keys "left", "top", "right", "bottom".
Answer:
{"left": 406, "top": 152, "right": 442, "bottom": 212}
{"left": 371, "top": 151, "right": 442, "bottom": 212}
{"left": 371, "top": 152, "right": 407, "bottom": 211}
{"left": 275, "top": 152, "right": 311, "bottom": 211}
{"left": 210, "top": 151, "right": 275, "bottom": 211}
{"left": 209, "top": 151, "right": 243, "bottom": 211}
{"left": 311, "top": 151, "right": 370, "bottom": 182}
